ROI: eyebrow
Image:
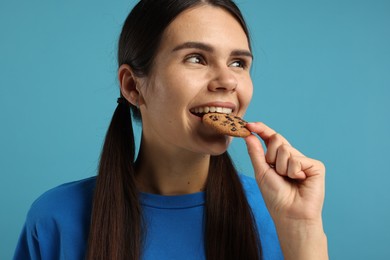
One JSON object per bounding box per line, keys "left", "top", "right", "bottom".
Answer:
{"left": 172, "top": 41, "right": 253, "bottom": 59}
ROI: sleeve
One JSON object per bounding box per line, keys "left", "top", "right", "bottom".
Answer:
{"left": 13, "top": 178, "right": 95, "bottom": 260}
{"left": 13, "top": 223, "right": 41, "bottom": 260}
{"left": 13, "top": 200, "right": 61, "bottom": 260}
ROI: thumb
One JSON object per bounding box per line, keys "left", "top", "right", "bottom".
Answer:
{"left": 244, "top": 134, "right": 272, "bottom": 184}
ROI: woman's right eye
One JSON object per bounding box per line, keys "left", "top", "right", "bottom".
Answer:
{"left": 185, "top": 54, "right": 206, "bottom": 65}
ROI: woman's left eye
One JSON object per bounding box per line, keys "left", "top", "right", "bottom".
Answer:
{"left": 185, "top": 54, "right": 206, "bottom": 65}
{"left": 229, "top": 60, "right": 247, "bottom": 69}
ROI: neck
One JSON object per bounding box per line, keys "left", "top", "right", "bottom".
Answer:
{"left": 135, "top": 138, "right": 210, "bottom": 196}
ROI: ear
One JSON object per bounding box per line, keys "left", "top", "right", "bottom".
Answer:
{"left": 118, "top": 64, "right": 140, "bottom": 107}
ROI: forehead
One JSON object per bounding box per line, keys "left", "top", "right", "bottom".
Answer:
{"left": 160, "top": 5, "right": 250, "bottom": 52}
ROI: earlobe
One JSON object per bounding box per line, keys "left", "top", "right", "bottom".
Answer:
{"left": 118, "top": 64, "right": 140, "bottom": 107}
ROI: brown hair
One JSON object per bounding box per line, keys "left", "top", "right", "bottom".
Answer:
{"left": 87, "top": 0, "right": 261, "bottom": 259}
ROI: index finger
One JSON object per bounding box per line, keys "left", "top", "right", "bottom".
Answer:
{"left": 246, "top": 122, "right": 290, "bottom": 145}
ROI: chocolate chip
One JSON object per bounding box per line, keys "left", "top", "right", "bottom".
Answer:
{"left": 210, "top": 115, "right": 219, "bottom": 121}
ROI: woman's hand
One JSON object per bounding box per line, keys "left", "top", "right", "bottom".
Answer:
{"left": 244, "top": 122, "right": 328, "bottom": 260}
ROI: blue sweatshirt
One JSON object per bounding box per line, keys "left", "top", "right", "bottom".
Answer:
{"left": 14, "top": 174, "right": 283, "bottom": 259}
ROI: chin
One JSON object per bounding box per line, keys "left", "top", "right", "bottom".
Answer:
{"left": 202, "top": 136, "right": 232, "bottom": 156}
{"left": 208, "top": 150, "right": 228, "bottom": 156}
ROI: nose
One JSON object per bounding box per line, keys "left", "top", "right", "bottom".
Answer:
{"left": 208, "top": 67, "right": 238, "bottom": 92}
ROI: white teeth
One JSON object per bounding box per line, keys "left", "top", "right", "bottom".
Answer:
{"left": 222, "top": 107, "right": 231, "bottom": 113}
{"left": 191, "top": 106, "right": 233, "bottom": 114}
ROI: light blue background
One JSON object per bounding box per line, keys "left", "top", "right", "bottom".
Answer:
{"left": 1, "top": 0, "right": 389, "bottom": 259}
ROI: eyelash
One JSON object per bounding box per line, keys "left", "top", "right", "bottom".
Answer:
{"left": 185, "top": 54, "right": 206, "bottom": 65}
{"left": 230, "top": 59, "right": 248, "bottom": 69}
{"left": 184, "top": 54, "right": 249, "bottom": 70}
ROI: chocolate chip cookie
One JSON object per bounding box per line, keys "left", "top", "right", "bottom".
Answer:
{"left": 202, "top": 113, "right": 251, "bottom": 137}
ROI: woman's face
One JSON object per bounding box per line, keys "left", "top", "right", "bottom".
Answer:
{"left": 138, "top": 5, "right": 253, "bottom": 156}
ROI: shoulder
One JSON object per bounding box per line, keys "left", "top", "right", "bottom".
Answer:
{"left": 26, "top": 177, "right": 96, "bottom": 224}
{"left": 17, "top": 177, "right": 96, "bottom": 259}
{"left": 238, "top": 173, "right": 269, "bottom": 218}
{"left": 238, "top": 174, "right": 283, "bottom": 259}
{"left": 238, "top": 173, "right": 259, "bottom": 192}
{"left": 238, "top": 174, "right": 263, "bottom": 204}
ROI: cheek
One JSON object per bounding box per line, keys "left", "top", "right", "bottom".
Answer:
{"left": 240, "top": 79, "right": 254, "bottom": 110}
{"left": 142, "top": 72, "right": 192, "bottom": 120}
{"left": 247, "top": 84, "right": 254, "bottom": 102}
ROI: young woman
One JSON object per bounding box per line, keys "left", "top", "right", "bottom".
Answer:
{"left": 14, "top": 0, "right": 328, "bottom": 259}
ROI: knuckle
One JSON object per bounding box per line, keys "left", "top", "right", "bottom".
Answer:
{"left": 310, "top": 157, "right": 325, "bottom": 169}
{"left": 290, "top": 156, "right": 300, "bottom": 165}
{"left": 279, "top": 144, "right": 291, "bottom": 153}
{"left": 317, "top": 160, "right": 326, "bottom": 172}
{"left": 270, "top": 133, "right": 290, "bottom": 146}
{"left": 272, "top": 132, "right": 282, "bottom": 142}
